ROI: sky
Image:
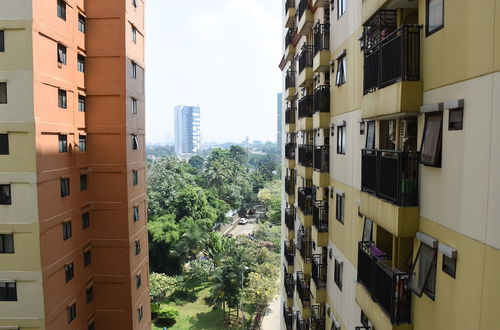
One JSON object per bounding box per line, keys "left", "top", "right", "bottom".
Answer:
{"left": 145, "top": 0, "right": 282, "bottom": 144}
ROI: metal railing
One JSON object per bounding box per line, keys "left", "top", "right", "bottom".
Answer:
{"left": 313, "top": 85, "right": 330, "bottom": 113}
{"left": 296, "top": 229, "right": 312, "bottom": 262}
{"left": 298, "top": 95, "right": 313, "bottom": 118}
{"left": 312, "top": 255, "right": 327, "bottom": 289}
{"left": 285, "top": 143, "right": 296, "bottom": 160}
{"left": 357, "top": 242, "right": 412, "bottom": 325}
{"left": 285, "top": 0, "right": 295, "bottom": 14}
{"left": 283, "top": 304, "right": 294, "bottom": 330}
{"left": 284, "top": 274, "right": 295, "bottom": 298}
{"left": 298, "top": 145, "right": 313, "bottom": 167}
{"left": 297, "top": 187, "right": 313, "bottom": 214}
{"left": 298, "top": 0, "right": 308, "bottom": 22}
{"left": 296, "top": 272, "right": 311, "bottom": 307}
{"left": 285, "top": 28, "right": 296, "bottom": 49}
{"left": 284, "top": 241, "right": 295, "bottom": 265}
{"left": 285, "top": 175, "right": 295, "bottom": 195}
{"left": 298, "top": 45, "right": 313, "bottom": 73}
{"left": 361, "top": 149, "right": 419, "bottom": 206}
{"left": 285, "top": 207, "right": 295, "bottom": 230}
{"left": 311, "top": 305, "right": 326, "bottom": 330}
{"left": 296, "top": 312, "right": 310, "bottom": 330}
{"left": 285, "top": 106, "right": 296, "bottom": 124}
{"left": 313, "top": 145, "right": 329, "bottom": 172}
{"left": 312, "top": 201, "right": 328, "bottom": 232}
{"left": 363, "top": 25, "right": 421, "bottom": 94}
{"left": 313, "top": 23, "right": 330, "bottom": 56}
{"left": 285, "top": 70, "right": 296, "bottom": 90}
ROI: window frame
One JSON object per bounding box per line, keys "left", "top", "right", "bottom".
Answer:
{"left": 132, "top": 25, "right": 137, "bottom": 43}
{"left": 0, "top": 282, "right": 17, "bottom": 301}
{"left": 132, "top": 170, "right": 138, "bottom": 185}
{"left": 80, "top": 174, "right": 88, "bottom": 191}
{"left": 135, "top": 240, "right": 141, "bottom": 255}
{"left": 64, "top": 262, "right": 74, "bottom": 283}
{"left": 0, "top": 233, "right": 14, "bottom": 254}
{"left": 77, "top": 54, "right": 85, "bottom": 73}
{"left": 0, "top": 82, "right": 7, "bottom": 104}
{"left": 420, "top": 111, "right": 443, "bottom": 167}
{"left": 336, "top": 125, "right": 346, "bottom": 154}
{"left": 334, "top": 258, "right": 343, "bottom": 291}
{"left": 138, "top": 306, "right": 144, "bottom": 321}
{"left": 86, "top": 285, "right": 93, "bottom": 303}
{"left": 58, "top": 89, "right": 67, "bottom": 109}
{"left": 0, "top": 30, "right": 4, "bottom": 52}
{"left": 365, "top": 121, "right": 375, "bottom": 149}
{"left": 337, "top": 0, "right": 346, "bottom": 19}
{"left": 0, "top": 133, "right": 9, "bottom": 155}
{"left": 136, "top": 273, "right": 142, "bottom": 289}
{"left": 335, "top": 192, "right": 344, "bottom": 224}
{"left": 58, "top": 134, "right": 68, "bottom": 153}
{"left": 61, "top": 178, "right": 70, "bottom": 197}
{"left": 67, "top": 303, "right": 77, "bottom": 324}
{"left": 442, "top": 254, "right": 457, "bottom": 278}
{"left": 362, "top": 218, "right": 373, "bottom": 242}
{"left": 132, "top": 135, "right": 139, "bottom": 150}
{"left": 79, "top": 135, "right": 87, "bottom": 152}
{"left": 426, "top": 0, "right": 444, "bottom": 37}
{"left": 132, "top": 0, "right": 138, "bottom": 8}
{"left": 131, "top": 61, "right": 137, "bottom": 78}
{"left": 78, "top": 95, "right": 86, "bottom": 112}
{"left": 84, "top": 250, "right": 91, "bottom": 268}
{"left": 133, "top": 205, "right": 140, "bottom": 222}
{"left": 57, "top": 0, "right": 67, "bottom": 21}
{"left": 132, "top": 98, "right": 138, "bottom": 114}
{"left": 78, "top": 14, "right": 86, "bottom": 33}
{"left": 63, "top": 221, "right": 72, "bottom": 241}
{"left": 448, "top": 107, "right": 463, "bottom": 131}
{"left": 57, "top": 43, "right": 67, "bottom": 65}
{"left": 82, "top": 212, "right": 90, "bottom": 229}
{"left": 0, "top": 184, "right": 12, "bottom": 205}
{"left": 335, "top": 52, "right": 346, "bottom": 86}
{"left": 409, "top": 242, "right": 437, "bottom": 299}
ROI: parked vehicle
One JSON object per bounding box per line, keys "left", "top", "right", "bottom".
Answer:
{"left": 238, "top": 218, "right": 248, "bottom": 225}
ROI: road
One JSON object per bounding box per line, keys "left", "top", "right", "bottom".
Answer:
{"left": 261, "top": 293, "right": 280, "bottom": 330}
{"left": 227, "top": 216, "right": 258, "bottom": 237}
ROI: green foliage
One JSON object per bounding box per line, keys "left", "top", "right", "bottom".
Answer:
{"left": 188, "top": 155, "right": 205, "bottom": 172}
{"left": 150, "top": 273, "right": 180, "bottom": 303}
{"left": 155, "top": 306, "right": 180, "bottom": 327}
{"left": 146, "top": 144, "right": 175, "bottom": 158}
{"left": 243, "top": 271, "right": 279, "bottom": 308}
{"left": 185, "top": 259, "right": 213, "bottom": 286}
{"left": 252, "top": 223, "right": 281, "bottom": 254}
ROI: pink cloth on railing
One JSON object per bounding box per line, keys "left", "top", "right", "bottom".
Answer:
{"left": 369, "top": 244, "right": 388, "bottom": 260}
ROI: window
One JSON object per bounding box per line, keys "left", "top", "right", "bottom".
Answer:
{"left": 0, "top": 134, "right": 9, "bottom": 155}
{"left": 58, "top": 89, "right": 67, "bottom": 108}
{"left": 335, "top": 52, "right": 346, "bottom": 86}
{"left": 336, "top": 125, "right": 346, "bottom": 154}
{"left": 0, "top": 30, "right": 4, "bottom": 52}
{"left": 82, "top": 212, "right": 90, "bottom": 229}
{"left": 61, "top": 178, "right": 70, "bottom": 197}
{"left": 362, "top": 218, "right": 373, "bottom": 242}
{"left": 64, "top": 262, "right": 74, "bottom": 282}
{"left": 0, "top": 184, "right": 11, "bottom": 205}
{"left": 78, "top": 14, "right": 86, "bottom": 33}
{"left": 83, "top": 250, "right": 91, "bottom": 268}
{"left": 334, "top": 258, "right": 343, "bottom": 291}
{"left": 138, "top": 306, "right": 143, "bottom": 321}
{"left": 426, "top": 0, "right": 444, "bottom": 36}
{"left": 133, "top": 206, "right": 140, "bottom": 222}
{"left": 134, "top": 240, "right": 141, "bottom": 255}
{"left": 132, "top": 0, "right": 138, "bottom": 8}
{"left": 360, "top": 311, "right": 369, "bottom": 327}
{"left": 67, "top": 303, "right": 76, "bottom": 324}
{"left": 88, "top": 322, "right": 95, "bottom": 330}
{"left": 365, "top": 121, "right": 375, "bottom": 149}
{"left": 63, "top": 221, "right": 72, "bottom": 240}
{"left": 57, "top": 0, "right": 67, "bottom": 20}
{"left": 57, "top": 43, "right": 67, "bottom": 65}
{"left": 58, "top": 134, "right": 68, "bottom": 152}
{"left": 86, "top": 286, "right": 93, "bottom": 303}
{"left": 132, "top": 25, "right": 137, "bottom": 43}
{"left": 337, "top": 0, "right": 346, "bottom": 18}
{"left": 79, "top": 135, "right": 86, "bottom": 151}
{"left": 136, "top": 273, "right": 142, "bottom": 289}
{"left": 80, "top": 174, "right": 88, "bottom": 191}
{"left": 131, "top": 61, "right": 137, "bottom": 78}
{"left": 77, "top": 54, "right": 85, "bottom": 72}
{"left": 78, "top": 95, "right": 86, "bottom": 112}
{"left": 0, "top": 282, "right": 17, "bottom": 301}
{"left": 132, "top": 135, "right": 139, "bottom": 150}
{"left": 132, "top": 170, "right": 138, "bottom": 185}
{"left": 335, "top": 192, "right": 344, "bottom": 224}
{"left": 132, "top": 98, "right": 138, "bottom": 114}
{"left": 409, "top": 242, "right": 437, "bottom": 298}
{"left": 448, "top": 108, "right": 463, "bottom": 131}
{"left": 0, "top": 234, "right": 14, "bottom": 253}
{"left": 420, "top": 112, "right": 443, "bottom": 167}
{"left": 0, "top": 82, "right": 7, "bottom": 104}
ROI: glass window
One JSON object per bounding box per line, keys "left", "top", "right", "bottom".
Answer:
{"left": 132, "top": 25, "right": 137, "bottom": 43}
{"left": 0, "top": 134, "right": 9, "bottom": 155}
{"left": 442, "top": 254, "right": 457, "bottom": 278}
{"left": 63, "top": 221, "right": 72, "bottom": 240}
{"left": 79, "top": 135, "right": 86, "bottom": 151}
{"left": 0, "top": 184, "right": 11, "bottom": 205}
{"left": 67, "top": 303, "right": 76, "bottom": 324}
{"left": 138, "top": 306, "right": 143, "bottom": 321}
{"left": 88, "top": 322, "right": 95, "bottom": 330}
{"left": 135, "top": 240, "right": 141, "bottom": 255}
{"left": 448, "top": 108, "right": 463, "bottom": 131}
{"left": 426, "top": 0, "right": 444, "bottom": 36}
{"left": 78, "top": 14, "right": 86, "bottom": 33}
{"left": 335, "top": 54, "right": 346, "bottom": 86}
{"left": 77, "top": 54, "right": 85, "bottom": 72}
{"left": 335, "top": 193, "right": 344, "bottom": 224}
{"left": 409, "top": 243, "right": 437, "bottom": 298}
{"left": 61, "top": 178, "right": 70, "bottom": 197}
{"left": 0, "top": 234, "right": 14, "bottom": 253}
{"left": 365, "top": 121, "right": 375, "bottom": 149}
{"left": 78, "top": 95, "right": 86, "bottom": 112}
{"left": 57, "top": 0, "right": 66, "bottom": 20}
{"left": 58, "top": 134, "right": 68, "bottom": 152}
{"left": 131, "top": 61, "right": 137, "bottom": 78}
{"left": 80, "top": 174, "right": 88, "bottom": 191}
{"left": 136, "top": 274, "right": 142, "bottom": 288}
{"left": 362, "top": 218, "right": 373, "bottom": 242}
{"left": 84, "top": 250, "right": 91, "bottom": 267}
{"left": 82, "top": 212, "right": 90, "bottom": 229}
{"left": 334, "top": 258, "right": 343, "bottom": 291}
{"left": 420, "top": 112, "right": 443, "bottom": 167}
{"left": 64, "top": 262, "right": 74, "bottom": 282}
{"left": 0, "top": 30, "right": 4, "bottom": 52}
{"left": 58, "top": 89, "right": 67, "bottom": 108}
{"left": 132, "top": 98, "right": 138, "bottom": 114}
{"left": 86, "top": 286, "right": 93, "bottom": 303}
{"left": 336, "top": 125, "right": 346, "bottom": 154}
{"left": 337, "top": 0, "right": 346, "bottom": 18}
{"left": 133, "top": 206, "right": 140, "bottom": 222}
{"left": 57, "top": 44, "right": 67, "bottom": 65}
{"left": 132, "top": 170, "right": 138, "bottom": 185}
{"left": 0, "top": 82, "right": 6, "bottom": 104}
{"left": 132, "top": 135, "right": 139, "bottom": 150}
{"left": 0, "top": 282, "right": 17, "bottom": 301}
{"left": 132, "top": 0, "right": 138, "bottom": 8}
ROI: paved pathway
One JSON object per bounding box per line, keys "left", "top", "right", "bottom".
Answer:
{"left": 261, "top": 294, "right": 281, "bottom": 330}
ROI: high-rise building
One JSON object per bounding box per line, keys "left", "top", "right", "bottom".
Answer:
{"left": 280, "top": 1, "right": 500, "bottom": 330}
{"left": 277, "top": 92, "right": 283, "bottom": 152}
{"left": 174, "top": 105, "right": 201, "bottom": 155}
{"left": 0, "top": 0, "right": 150, "bottom": 329}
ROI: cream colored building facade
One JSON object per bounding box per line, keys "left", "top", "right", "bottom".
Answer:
{"left": 280, "top": 1, "right": 500, "bottom": 330}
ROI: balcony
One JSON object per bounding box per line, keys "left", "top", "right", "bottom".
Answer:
{"left": 313, "top": 146, "right": 329, "bottom": 173}
{"left": 298, "top": 144, "right": 313, "bottom": 168}
{"left": 284, "top": 241, "right": 295, "bottom": 266}
{"left": 284, "top": 0, "right": 296, "bottom": 28}
{"left": 362, "top": 25, "right": 422, "bottom": 118}
{"left": 285, "top": 143, "right": 296, "bottom": 160}
{"left": 296, "top": 312, "right": 310, "bottom": 330}
{"left": 296, "top": 229, "right": 312, "bottom": 263}
{"left": 284, "top": 274, "right": 295, "bottom": 298}
{"left": 312, "top": 0, "right": 329, "bottom": 9}
{"left": 296, "top": 272, "right": 311, "bottom": 308}
{"left": 284, "top": 28, "right": 297, "bottom": 62}
{"left": 285, "top": 106, "right": 296, "bottom": 126}
{"left": 297, "top": 0, "right": 313, "bottom": 35}
{"left": 312, "top": 201, "right": 328, "bottom": 233}
{"left": 285, "top": 175, "right": 295, "bottom": 195}
{"left": 297, "top": 187, "right": 313, "bottom": 216}
{"left": 284, "top": 69, "right": 296, "bottom": 100}
{"left": 357, "top": 241, "right": 412, "bottom": 325}
{"left": 283, "top": 304, "right": 294, "bottom": 330}
{"left": 313, "top": 85, "right": 330, "bottom": 114}
{"left": 312, "top": 255, "right": 327, "bottom": 290}
{"left": 311, "top": 305, "right": 326, "bottom": 330}
{"left": 298, "top": 45, "right": 313, "bottom": 87}
{"left": 313, "top": 24, "right": 330, "bottom": 72}
{"left": 285, "top": 207, "right": 295, "bottom": 232}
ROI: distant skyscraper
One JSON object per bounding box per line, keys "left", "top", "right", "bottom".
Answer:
{"left": 277, "top": 93, "right": 283, "bottom": 151}
{"left": 174, "top": 105, "right": 201, "bottom": 155}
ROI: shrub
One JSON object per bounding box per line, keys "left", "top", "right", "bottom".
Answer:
{"left": 155, "top": 306, "right": 179, "bottom": 328}
{"left": 151, "top": 302, "right": 160, "bottom": 319}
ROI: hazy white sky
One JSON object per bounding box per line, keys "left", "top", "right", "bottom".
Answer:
{"left": 145, "top": 0, "right": 282, "bottom": 144}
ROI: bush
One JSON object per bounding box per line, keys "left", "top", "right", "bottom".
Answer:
{"left": 155, "top": 306, "right": 179, "bottom": 328}
{"left": 151, "top": 302, "right": 161, "bottom": 319}
{"left": 168, "top": 289, "right": 197, "bottom": 305}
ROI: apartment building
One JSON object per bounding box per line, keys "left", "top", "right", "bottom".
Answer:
{"left": 280, "top": 1, "right": 500, "bottom": 330}
{"left": 174, "top": 105, "right": 201, "bottom": 156}
{"left": 0, "top": 0, "right": 150, "bottom": 329}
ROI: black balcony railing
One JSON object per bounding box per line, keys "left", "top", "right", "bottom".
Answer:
{"left": 284, "top": 274, "right": 295, "bottom": 298}
{"left": 285, "top": 207, "right": 295, "bottom": 231}
{"left": 296, "top": 272, "right": 311, "bottom": 307}
{"left": 285, "top": 0, "right": 295, "bottom": 14}
{"left": 296, "top": 229, "right": 312, "bottom": 262}
{"left": 285, "top": 106, "right": 296, "bottom": 124}
{"left": 312, "top": 201, "right": 328, "bottom": 232}
{"left": 285, "top": 143, "right": 296, "bottom": 160}
{"left": 298, "top": 145, "right": 313, "bottom": 167}
{"left": 297, "top": 187, "right": 313, "bottom": 215}
{"left": 296, "top": 312, "right": 310, "bottom": 330}
{"left": 285, "top": 175, "right": 295, "bottom": 195}
{"left": 298, "top": 45, "right": 313, "bottom": 73}
{"left": 313, "top": 85, "right": 330, "bottom": 113}
{"left": 284, "top": 241, "right": 295, "bottom": 265}
{"left": 361, "top": 149, "right": 419, "bottom": 206}
{"left": 313, "top": 23, "right": 330, "bottom": 56}
{"left": 313, "top": 145, "right": 329, "bottom": 172}
{"left": 283, "top": 304, "right": 294, "bottom": 330}
{"left": 285, "top": 28, "right": 296, "bottom": 50}
{"left": 298, "top": 0, "right": 308, "bottom": 22}
{"left": 357, "top": 242, "right": 412, "bottom": 325}
{"left": 311, "top": 305, "right": 326, "bottom": 330}
{"left": 312, "top": 255, "right": 327, "bottom": 289}
{"left": 285, "top": 70, "right": 296, "bottom": 90}
{"left": 363, "top": 25, "right": 421, "bottom": 94}
{"left": 298, "top": 95, "right": 313, "bottom": 119}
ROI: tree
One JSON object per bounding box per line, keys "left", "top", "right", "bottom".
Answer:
{"left": 243, "top": 271, "right": 278, "bottom": 309}
{"left": 150, "top": 273, "right": 179, "bottom": 303}
{"left": 188, "top": 155, "right": 204, "bottom": 172}
{"left": 148, "top": 214, "right": 182, "bottom": 274}
{"left": 257, "top": 180, "right": 281, "bottom": 225}
{"left": 184, "top": 259, "right": 213, "bottom": 287}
